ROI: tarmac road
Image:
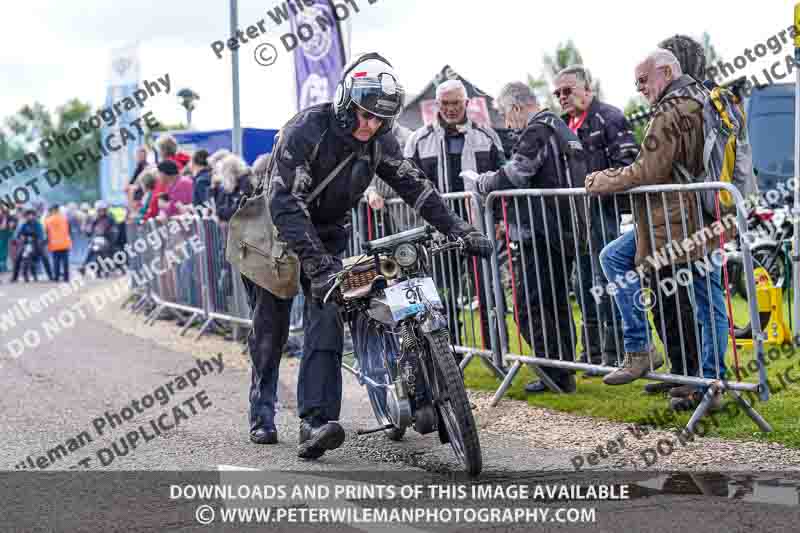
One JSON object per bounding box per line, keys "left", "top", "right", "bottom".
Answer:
{"left": 3, "top": 279, "right": 800, "bottom": 532}
{"left": 0, "top": 278, "right": 578, "bottom": 474}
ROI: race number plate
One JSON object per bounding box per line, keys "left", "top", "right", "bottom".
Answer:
{"left": 383, "top": 277, "right": 443, "bottom": 321}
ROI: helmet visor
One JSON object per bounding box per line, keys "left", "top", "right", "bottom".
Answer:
{"left": 350, "top": 74, "right": 405, "bottom": 119}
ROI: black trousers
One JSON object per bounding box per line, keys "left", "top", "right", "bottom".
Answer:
{"left": 577, "top": 204, "right": 624, "bottom": 365}
{"left": 12, "top": 245, "right": 53, "bottom": 282}
{"left": 242, "top": 268, "right": 344, "bottom": 431}
{"left": 648, "top": 265, "right": 700, "bottom": 378}
{"left": 513, "top": 239, "right": 577, "bottom": 383}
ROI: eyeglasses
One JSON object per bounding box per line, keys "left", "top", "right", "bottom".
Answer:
{"left": 438, "top": 99, "right": 466, "bottom": 109}
{"left": 552, "top": 87, "right": 574, "bottom": 99}
{"left": 635, "top": 66, "right": 670, "bottom": 89}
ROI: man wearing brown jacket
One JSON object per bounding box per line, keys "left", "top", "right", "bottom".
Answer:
{"left": 585, "top": 49, "right": 730, "bottom": 406}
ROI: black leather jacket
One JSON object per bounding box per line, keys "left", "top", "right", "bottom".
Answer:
{"left": 268, "top": 103, "right": 472, "bottom": 277}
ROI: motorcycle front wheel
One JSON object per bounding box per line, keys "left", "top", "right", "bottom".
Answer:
{"left": 425, "top": 329, "right": 482, "bottom": 476}
{"left": 351, "top": 314, "right": 406, "bottom": 441}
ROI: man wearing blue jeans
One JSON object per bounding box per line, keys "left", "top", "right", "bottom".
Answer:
{"left": 672, "top": 253, "right": 728, "bottom": 410}
{"left": 586, "top": 49, "right": 731, "bottom": 414}
{"left": 600, "top": 230, "right": 728, "bottom": 410}
{"left": 599, "top": 231, "right": 653, "bottom": 357}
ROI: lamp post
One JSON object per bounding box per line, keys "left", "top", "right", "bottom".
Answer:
{"left": 230, "top": 0, "right": 242, "bottom": 156}
{"left": 177, "top": 88, "right": 200, "bottom": 129}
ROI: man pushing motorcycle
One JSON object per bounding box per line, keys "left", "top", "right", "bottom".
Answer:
{"left": 244, "top": 52, "right": 492, "bottom": 459}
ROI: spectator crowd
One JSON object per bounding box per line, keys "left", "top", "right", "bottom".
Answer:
{"left": 0, "top": 33, "right": 744, "bottom": 420}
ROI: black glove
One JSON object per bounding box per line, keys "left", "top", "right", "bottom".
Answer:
{"left": 450, "top": 226, "right": 493, "bottom": 259}
{"left": 304, "top": 255, "right": 343, "bottom": 303}
{"left": 462, "top": 231, "right": 494, "bottom": 258}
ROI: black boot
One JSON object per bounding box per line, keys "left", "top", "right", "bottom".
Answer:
{"left": 297, "top": 411, "right": 345, "bottom": 460}
{"left": 250, "top": 427, "right": 278, "bottom": 444}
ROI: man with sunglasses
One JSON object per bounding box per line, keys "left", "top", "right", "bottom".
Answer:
{"left": 404, "top": 79, "right": 505, "bottom": 356}
{"left": 553, "top": 66, "right": 638, "bottom": 380}
{"left": 244, "top": 52, "right": 492, "bottom": 460}
{"left": 586, "top": 49, "right": 728, "bottom": 416}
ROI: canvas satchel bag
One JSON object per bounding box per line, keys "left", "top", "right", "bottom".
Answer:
{"left": 226, "top": 139, "right": 355, "bottom": 299}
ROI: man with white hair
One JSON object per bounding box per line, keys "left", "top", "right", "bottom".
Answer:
{"left": 403, "top": 79, "right": 504, "bottom": 353}
{"left": 406, "top": 80, "right": 505, "bottom": 194}
{"left": 586, "top": 49, "right": 729, "bottom": 412}
{"left": 214, "top": 154, "right": 253, "bottom": 222}
{"left": 464, "top": 81, "right": 585, "bottom": 394}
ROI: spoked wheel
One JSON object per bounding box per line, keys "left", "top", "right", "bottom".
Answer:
{"left": 351, "top": 315, "right": 406, "bottom": 441}
{"left": 425, "top": 329, "right": 482, "bottom": 476}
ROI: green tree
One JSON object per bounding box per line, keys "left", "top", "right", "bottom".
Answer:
{"left": 624, "top": 96, "right": 650, "bottom": 145}
{"left": 51, "top": 99, "right": 102, "bottom": 189}
{"left": 528, "top": 40, "right": 603, "bottom": 110}
{"left": 0, "top": 130, "right": 24, "bottom": 163}
{"left": 3, "top": 100, "right": 101, "bottom": 190}
{"left": 701, "top": 31, "right": 723, "bottom": 70}
{"left": 148, "top": 120, "right": 186, "bottom": 133}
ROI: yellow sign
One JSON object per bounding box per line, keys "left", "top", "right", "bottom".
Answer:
{"left": 795, "top": 3, "right": 800, "bottom": 48}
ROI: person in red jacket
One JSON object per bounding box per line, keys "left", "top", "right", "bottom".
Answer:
{"left": 145, "top": 135, "right": 190, "bottom": 219}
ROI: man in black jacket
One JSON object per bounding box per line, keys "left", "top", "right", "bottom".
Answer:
{"left": 243, "top": 53, "right": 491, "bottom": 459}
{"left": 464, "top": 82, "right": 583, "bottom": 394}
{"left": 553, "top": 65, "right": 638, "bottom": 378}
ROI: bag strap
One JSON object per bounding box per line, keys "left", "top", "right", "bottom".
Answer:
{"left": 258, "top": 129, "right": 346, "bottom": 203}
{"left": 672, "top": 162, "right": 695, "bottom": 184}
{"left": 306, "top": 151, "right": 356, "bottom": 204}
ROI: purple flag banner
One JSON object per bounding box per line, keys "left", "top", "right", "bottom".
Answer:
{"left": 288, "top": 0, "right": 347, "bottom": 112}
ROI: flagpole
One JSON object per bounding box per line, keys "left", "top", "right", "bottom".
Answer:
{"left": 230, "top": 0, "right": 242, "bottom": 156}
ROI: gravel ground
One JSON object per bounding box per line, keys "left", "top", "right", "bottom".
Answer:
{"left": 93, "top": 286, "right": 800, "bottom": 472}
{"left": 470, "top": 391, "right": 800, "bottom": 471}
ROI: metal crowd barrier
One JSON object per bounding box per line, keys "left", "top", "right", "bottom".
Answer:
{"left": 350, "top": 192, "right": 505, "bottom": 379}
{"left": 136, "top": 216, "right": 208, "bottom": 327}
{"left": 125, "top": 214, "right": 302, "bottom": 346}
{"left": 485, "top": 184, "right": 772, "bottom": 434}
{"left": 122, "top": 183, "right": 778, "bottom": 434}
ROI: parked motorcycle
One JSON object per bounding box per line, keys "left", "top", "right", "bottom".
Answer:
{"left": 327, "top": 225, "right": 483, "bottom": 476}
{"left": 725, "top": 206, "right": 792, "bottom": 297}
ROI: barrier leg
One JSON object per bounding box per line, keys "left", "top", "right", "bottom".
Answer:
{"left": 179, "top": 312, "right": 201, "bottom": 336}
{"left": 479, "top": 353, "right": 507, "bottom": 380}
{"left": 729, "top": 390, "right": 773, "bottom": 433}
{"left": 196, "top": 317, "right": 215, "bottom": 340}
{"left": 145, "top": 304, "right": 165, "bottom": 325}
{"left": 527, "top": 363, "right": 563, "bottom": 394}
{"left": 129, "top": 294, "right": 148, "bottom": 313}
{"left": 459, "top": 352, "right": 476, "bottom": 371}
{"left": 490, "top": 360, "right": 522, "bottom": 406}
{"left": 684, "top": 386, "right": 718, "bottom": 435}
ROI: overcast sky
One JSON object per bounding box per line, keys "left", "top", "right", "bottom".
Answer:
{"left": 0, "top": 0, "right": 796, "bottom": 133}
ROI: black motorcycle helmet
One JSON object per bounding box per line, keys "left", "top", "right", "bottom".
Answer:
{"left": 334, "top": 52, "right": 406, "bottom": 138}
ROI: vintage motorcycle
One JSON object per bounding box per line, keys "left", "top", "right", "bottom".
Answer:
{"left": 325, "top": 225, "right": 483, "bottom": 476}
